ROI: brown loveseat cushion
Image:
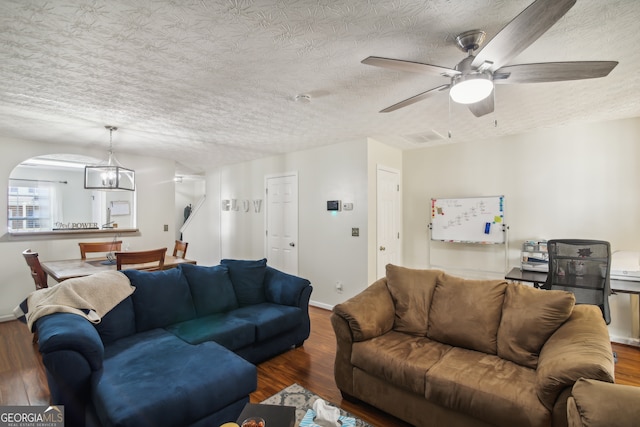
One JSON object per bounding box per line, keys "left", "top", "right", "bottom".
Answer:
{"left": 497, "top": 282, "right": 575, "bottom": 369}
{"left": 351, "top": 331, "right": 452, "bottom": 395}
{"left": 386, "top": 265, "right": 443, "bottom": 336}
{"left": 427, "top": 274, "right": 507, "bottom": 354}
{"left": 425, "top": 347, "right": 549, "bottom": 427}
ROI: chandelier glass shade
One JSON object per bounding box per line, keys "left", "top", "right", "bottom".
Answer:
{"left": 84, "top": 126, "right": 135, "bottom": 191}
{"left": 449, "top": 72, "right": 494, "bottom": 104}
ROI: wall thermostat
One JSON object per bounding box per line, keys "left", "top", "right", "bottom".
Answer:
{"left": 327, "top": 200, "right": 341, "bottom": 211}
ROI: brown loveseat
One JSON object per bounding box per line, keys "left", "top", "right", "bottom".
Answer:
{"left": 331, "top": 265, "right": 615, "bottom": 427}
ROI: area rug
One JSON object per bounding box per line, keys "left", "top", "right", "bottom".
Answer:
{"left": 261, "top": 383, "right": 373, "bottom": 427}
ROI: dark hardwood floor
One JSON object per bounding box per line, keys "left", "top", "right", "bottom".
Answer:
{"left": 1, "top": 306, "right": 639, "bottom": 426}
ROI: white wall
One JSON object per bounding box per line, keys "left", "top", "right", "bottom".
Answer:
{"left": 203, "top": 139, "right": 372, "bottom": 308}
{"left": 402, "top": 116, "right": 640, "bottom": 341}
{"left": 0, "top": 137, "right": 178, "bottom": 320}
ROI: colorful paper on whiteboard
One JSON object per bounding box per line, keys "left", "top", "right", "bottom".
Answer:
{"left": 494, "top": 216, "right": 502, "bottom": 223}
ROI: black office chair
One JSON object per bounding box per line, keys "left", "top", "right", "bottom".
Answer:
{"left": 544, "top": 239, "right": 611, "bottom": 324}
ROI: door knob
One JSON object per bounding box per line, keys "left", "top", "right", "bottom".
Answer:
{"left": 379, "top": 246, "right": 386, "bottom": 251}
{"left": 289, "top": 242, "right": 295, "bottom": 247}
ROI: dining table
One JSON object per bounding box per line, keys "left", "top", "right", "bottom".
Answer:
{"left": 41, "top": 255, "right": 197, "bottom": 283}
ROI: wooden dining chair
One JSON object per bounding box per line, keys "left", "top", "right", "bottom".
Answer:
{"left": 23, "top": 249, "right": 48, "bottom": 344}
{"left": 116, "top": 248, "right": 167, "bottom": 271}
{"left": 22, "top": 249, "right": 48, "bottom": 291}
{"left": 79, "top": 241, "right": 123, "bottom": 259}
{"left": 172, "top": 240, "right": 189, "bottom": 259}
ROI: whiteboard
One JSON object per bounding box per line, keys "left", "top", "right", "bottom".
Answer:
{"left": 110, "top": 201, "right": 130, "bottom": 216}
{"left": 430, "top": 196, "right": 505, "bottom": 243}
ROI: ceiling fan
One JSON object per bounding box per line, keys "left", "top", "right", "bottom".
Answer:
{"left": 362, "top": 0, "right": 618, "bottom": 117}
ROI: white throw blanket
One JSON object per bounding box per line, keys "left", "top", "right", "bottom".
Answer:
{"left": 24, "top": 271, "right": 135, "bottom": 331}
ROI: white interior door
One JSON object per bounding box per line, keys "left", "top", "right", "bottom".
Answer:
{"left": 377, "top": 166, "right": 401, "bottom": 279}
{"left": 265, "top": 173, "right": 298, "bottom": 275}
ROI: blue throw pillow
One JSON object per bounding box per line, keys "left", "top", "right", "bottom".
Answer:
{"left": 220, "top": 258, "right": 267, "bottom": 306}
{"left": 179, "top": 264, "right": 239, "bottom": 316}
{"left": 125, "top": 268, "right": 197, "bottom": 332}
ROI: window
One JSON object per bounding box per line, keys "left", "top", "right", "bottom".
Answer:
{"left": 8, "top": 181, "right": 53, "bottom": 231}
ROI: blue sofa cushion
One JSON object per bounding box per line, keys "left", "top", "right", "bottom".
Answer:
{"left": 94, "top": 296, "right": 136, "bottom": 345}
{"left": 221, "top": 258, "right": 268, "bottom": 306}
{"left": 124, "top": 269, "right": 196, "bottom": 332}
{"left": 166, "top": 313, "right": 255, "bottom": 349}
{"left": 230, "top": 303, "right": 303, "bottom": 341}
{"left": 93, "top": 329, "right": 257, "bottom": 427}
{"left": 179, "top": 264, "right": 239, "bottom": 316}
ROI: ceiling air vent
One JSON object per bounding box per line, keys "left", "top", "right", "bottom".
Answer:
{"left": 403, "top": 130, "right": 446, "bottom": 146}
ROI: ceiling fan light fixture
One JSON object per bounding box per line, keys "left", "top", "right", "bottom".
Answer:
{"left": 450, "top": 72, "right": 494, "bottom": 104}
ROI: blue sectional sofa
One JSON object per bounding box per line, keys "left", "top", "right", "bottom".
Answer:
{"left": 35, "top": 259, "right": 312, "bottom": 427}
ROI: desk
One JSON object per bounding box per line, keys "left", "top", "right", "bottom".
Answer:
{"left": 41, "top": 256, "right": 196, "bottom": 282}
{"left": 506, "top": 267, "right": 640, "bottom": 344}
{"left": 505, "top": 267, "right": 640, "bottom": 295}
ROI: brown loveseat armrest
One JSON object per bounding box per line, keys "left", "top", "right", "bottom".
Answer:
{"left": 332, "top": 278, "right": 395, "bottom": 342}
{"left": 535, "top": 305, "right": 615, "bottom": 412}
{"left": 331, "top": 278, "right": 394, "bottom": 397}
{"left": 567, "top": 378, "right": 640, "bottom": 427}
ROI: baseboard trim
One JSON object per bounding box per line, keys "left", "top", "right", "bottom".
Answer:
{"left": 0, "top": 313, "right": 18, "bottom": 323}
{"left": 611, "top": 335, "right": 640, "bottom": 347}
{"left": 309, "top": 300, "right": 334, "bottom": 311}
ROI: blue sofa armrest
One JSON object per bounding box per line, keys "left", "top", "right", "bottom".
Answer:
{"left": 36, "top": 313, "right": 105, "bottom": 427}
{"left": 264, "top": 267, "right": 312, "bottom": 307}
{"left": 36, "top": 313, "right": 105, "bottom": 371}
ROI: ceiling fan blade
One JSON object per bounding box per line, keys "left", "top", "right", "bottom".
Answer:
{"left": 362, "top": 56, "right": 459, "bottom": 78}
{"left": 494, "top": 61, "right": 618, "bottom": 84}
{"left": 467, "top": 93, "right": 495, "bottom": 117}
{"left": 472, "top": 0, "right": 576, "bottom": 71}
{"left": 380, "top": 84, "right": 450, "bottom": 113}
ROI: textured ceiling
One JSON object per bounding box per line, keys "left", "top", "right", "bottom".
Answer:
{"left": 1, "top": 0, "right": 639, "bottom": 175}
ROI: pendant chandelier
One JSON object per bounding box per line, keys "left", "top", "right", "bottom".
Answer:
{"left": 84, "top": 125, "right": 135, "bottom": 191}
